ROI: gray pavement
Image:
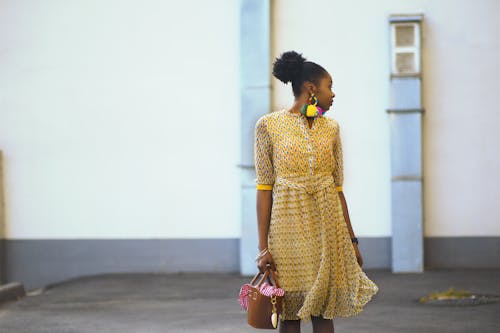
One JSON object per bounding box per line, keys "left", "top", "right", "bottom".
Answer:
{"left": 0, "top": 269, "right": 499, "bottom": 332}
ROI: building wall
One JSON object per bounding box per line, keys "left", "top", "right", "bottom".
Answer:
{"left": 271, "top": 0, "right": 500, "bottom": 239}
{"left": 1, "top": 0, "right": 499, "bottom": 290}
{"left": 0, "top": 0, "right": 241, "bottom": 240}
{"left": 0, "top": 0, "right": 241, "bottom": 288}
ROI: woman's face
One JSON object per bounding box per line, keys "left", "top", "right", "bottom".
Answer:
{"left": 314, "top": 73, "right": 335, "bottom": 111}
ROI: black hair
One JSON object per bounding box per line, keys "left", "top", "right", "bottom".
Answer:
{"left": 272, "top": 51, "right": 328, "bottom": 97}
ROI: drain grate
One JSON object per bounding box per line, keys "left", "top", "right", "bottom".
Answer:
{"left": 419, "top": 287, "right": 500, "bottom": 306}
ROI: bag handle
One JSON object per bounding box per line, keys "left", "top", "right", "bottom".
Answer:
{"left": 249, "top": 267, "right": 281, "bottom": 289}
{"left": 250, "top": 270, "right": 262, "bottom": 285}
{"left": 250, "top": 269, "right": 270, "bottom": 287}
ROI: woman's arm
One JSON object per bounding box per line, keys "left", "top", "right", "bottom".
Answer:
{"left": 256, "top": 190, "right": 277, "bottom": 272}
{"left": 332, "top": 122, "right": 363, "bottom": 267}
{"left": 338, "top": 191, "right": 354, "bottom": 238}
{"left": 338, "top": 190, "right": 363, "bottom": 267}
{"left": 256, "top": 189, "right": 273, "bottom": 252}
{"left": 254, "top": 116, "right": 277, "bottom": 272}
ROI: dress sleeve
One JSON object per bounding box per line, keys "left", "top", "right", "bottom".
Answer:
{"left": 333, "top": 122, "right": 344, "bottom": 192}
{"left": 254, "top": 116, "right": 275, "bottom": 190}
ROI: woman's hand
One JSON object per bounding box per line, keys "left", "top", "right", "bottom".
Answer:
{"left": 353, "top": 244, "right": 363, "bottom": 267}
{"left": 257, "top": 251, "right": 278, "bottom": 274}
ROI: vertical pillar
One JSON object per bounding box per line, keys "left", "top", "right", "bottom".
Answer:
{"left": 238, "top": 0, "right": 271, "bottom": 275}
{"left": 387, "top": 14, "right": 424, "bottom": 272}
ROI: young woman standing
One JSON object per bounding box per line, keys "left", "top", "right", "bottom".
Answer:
{"left": 254, "top": 51, "right": 379, "bottom": 333}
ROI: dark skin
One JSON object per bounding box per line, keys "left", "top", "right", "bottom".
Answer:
{"left": 256, "top": 72, "right": 363, "bottom": 333}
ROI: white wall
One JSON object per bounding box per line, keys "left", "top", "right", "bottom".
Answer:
{"left": 272, "top": 0, "right": 500, "bottom": 237}
{"left": 0, "top": 0, "right": 241, "bottom": 239}
{"left": 2, "top": 0, "right": 499, "bottom": 241}
{"left": 419, "top": 1, "right": 500, "bottom": 236}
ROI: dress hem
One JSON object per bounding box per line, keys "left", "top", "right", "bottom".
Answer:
{"left": 280, "top": 272, "right": 379, "bottom": 323}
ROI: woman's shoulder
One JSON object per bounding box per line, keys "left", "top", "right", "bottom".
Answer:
{"left": 260, "top": 108, "right": 286, "bottom": 119}
{"left": 255, "top": 109, "right": 286, "bottom": 126}
{"left": 324, "top": 115, "right": 340, "bottom": 129}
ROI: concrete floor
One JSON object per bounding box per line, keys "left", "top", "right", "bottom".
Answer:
{"left": 0, "top": 269, "right": 499, "bottom": 333}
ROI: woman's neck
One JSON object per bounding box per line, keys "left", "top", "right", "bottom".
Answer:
{"left": 289, "top": 95, "right": 308, "bottom": 114}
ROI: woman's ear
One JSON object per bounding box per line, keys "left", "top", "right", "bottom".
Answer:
{"left": 303, "top": 81, "right": 315, "bottom": 94}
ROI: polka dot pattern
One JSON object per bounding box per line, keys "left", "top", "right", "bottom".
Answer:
{"left": 253, "top": 108, "right": 379, "bottom": 323}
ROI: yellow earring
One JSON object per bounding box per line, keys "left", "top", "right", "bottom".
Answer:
{"left": 300, "top": 92, "right": 324, "bottom": 117}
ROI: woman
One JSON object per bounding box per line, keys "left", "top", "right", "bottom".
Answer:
{"left": 254, "top": 51, "right": 379, "bottom": 333}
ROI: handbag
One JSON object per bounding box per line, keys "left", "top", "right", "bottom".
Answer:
{"left": 238, "top": 267, "right": 284, "bottom": 329}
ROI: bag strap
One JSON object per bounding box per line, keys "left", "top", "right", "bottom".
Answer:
{"left": 256, "top": 269, "right": 271, "bottom": 287}
{"left": 249, "top": 269, "right": 272, "bottom": 287}
{"left": 249, "top": 267, "right": 282, "bottom": 288}
{"left": 249, "top": 270, "right": 264, "bottom": 285}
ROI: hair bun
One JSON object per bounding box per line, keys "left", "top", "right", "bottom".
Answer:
{"left": 272, "top": 51, "right": 306, "bottom": 84}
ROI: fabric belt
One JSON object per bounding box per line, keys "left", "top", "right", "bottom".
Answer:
{"left": 274, "top": 175, "right": 335, "bottom": 194}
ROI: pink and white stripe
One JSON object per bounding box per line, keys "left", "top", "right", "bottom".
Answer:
{"left": 238, "top": 282, "right": 285, "bottom": 311}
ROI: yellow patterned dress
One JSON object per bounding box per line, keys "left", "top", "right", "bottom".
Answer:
{"left": 254, "top": 108, "right": 379, "bottom": 323}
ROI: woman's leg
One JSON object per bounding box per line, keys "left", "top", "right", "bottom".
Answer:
{"left": 311, "top": 315, "right": 334, "bottom": 333}
{"left": 279, "top": 319, "right": 301, "bottom": 333}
